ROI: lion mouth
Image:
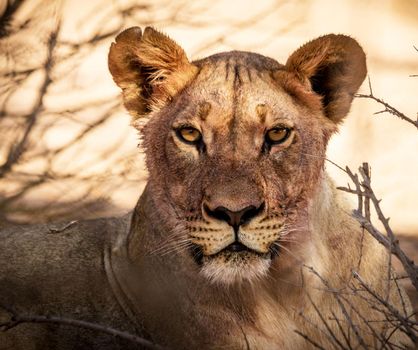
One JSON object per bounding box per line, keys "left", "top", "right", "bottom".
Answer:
{"left": 194, "top": 241, "right": 275, "bottom": 284}
{"left": 190, "top": 241, "right": 274, "bottom": 266}
{"left": 224, "top": 242, "right": 251, "bottom": 253}
{"left": 220, "top": 241, "right": 279, "bottom": 259}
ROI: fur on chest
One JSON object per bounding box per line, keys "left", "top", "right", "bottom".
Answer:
{"left": 221, "top": 291, "right": 304, "bottom": 350}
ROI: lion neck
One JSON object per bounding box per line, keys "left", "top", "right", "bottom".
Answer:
{"left": 305, "top": 171, "right": 362, "bottom": 284}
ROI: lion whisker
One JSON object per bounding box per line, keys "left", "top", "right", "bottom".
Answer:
{"left": 272, "top": 242, "right": 303, "bottom": 264}
{"left": 268, "top": 265, "right": 304, "bottom": 288}
{"left": 277, "top": 238, "right": 303, "bottom": 246}
{"left": 154, "top": 241, "right": 193, "bottom": 257}
{"left": 149, "top": 235, "right": 192, "bottom": 256}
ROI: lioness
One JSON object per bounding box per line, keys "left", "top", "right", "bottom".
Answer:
{"left": 0, "top": 27, "right": 413, "bottom": 349}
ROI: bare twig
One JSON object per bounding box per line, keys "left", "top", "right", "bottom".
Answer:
{"left": 0, "top": 303, "right": 167, "bottom": 350}
{"left": 355, "top": 77, "right": 418, "bottom": 130}
{"left": 352, "top": 272, "right": 417, "bottom": 343}
{"left": 338, "top": 163, "right": 418, "bottom": 292}
{"left": 294, "top": 330, "right": 327, "bottom": 350}
{"left": 361, "top": 163, "right": 371, "bottom": 222}
{"left": 306, "top": 293, "right": 348, "bottom": 349}
{"left": 304, "top": 265, "right": 369, "bottom": 349}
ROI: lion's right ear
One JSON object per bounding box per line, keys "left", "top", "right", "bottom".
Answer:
{"left": 108, "top": 27, "right": 198, "bottom": 120}
{"left": 283, "top": 34, "right": 367, "bottom": 124}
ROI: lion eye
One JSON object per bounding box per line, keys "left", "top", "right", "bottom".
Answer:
{"left": 177, "top": 127, "right": 201, "bottom": 143}
{"left": 266, "top": 127, "right": 290, "bottom": 144}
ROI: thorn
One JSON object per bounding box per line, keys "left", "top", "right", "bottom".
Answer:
{"left": 367, "top": 75, "right": 373, "bottom": 96}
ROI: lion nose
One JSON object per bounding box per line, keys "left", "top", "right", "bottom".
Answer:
{"left": 203, "top": 202, "right": 264, "bottom": 230}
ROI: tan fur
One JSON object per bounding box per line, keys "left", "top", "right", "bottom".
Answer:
{"left": 0, "top": 27, "right": 413, "bottom": 350}
{"left": 108, "top": 27, "right": 198, "bottom": 120}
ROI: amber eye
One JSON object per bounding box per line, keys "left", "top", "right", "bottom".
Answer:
{"left": 177, "top": 127, "right": 202, "bottom": 144}
{"left": 265, "top": 127, "right": 291, "bottom": 144}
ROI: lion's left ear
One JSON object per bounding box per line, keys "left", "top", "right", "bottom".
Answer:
{"left": 108, "top": 26, "right": 198, "bottom": 121}
{"left": 284, "top": 34, "right": 367, "bottom": 123}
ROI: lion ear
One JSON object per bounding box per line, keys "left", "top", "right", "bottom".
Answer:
{"left": 285, "top": 34, "right": 367, "bottom": 123}
{"left": 108, "top": 26, "right": 198, "bottom": 120}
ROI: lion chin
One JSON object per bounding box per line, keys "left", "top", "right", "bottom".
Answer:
{"left": 200, "top": 249, "right": 272, "bottom": 285}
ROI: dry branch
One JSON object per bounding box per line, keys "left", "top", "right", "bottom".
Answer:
{"left": 337, "top": 163, "right": 418, "bottom": 292}
{"left": 0, "top": 303, "right": 167, "bottom": 350}
{"left": 355, "top": 77, "right": 418, "bottom": 130}
{"left": 352, "top": 272, "right": 418, "bottom": 343}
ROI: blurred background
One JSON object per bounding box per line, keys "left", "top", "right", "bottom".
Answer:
{"left": 0, "top": 0, "right": 417, "bottom": 236}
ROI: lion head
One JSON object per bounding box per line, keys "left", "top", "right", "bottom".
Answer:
{"left": 108, "top": 27, "right": 366, "bottom": 285}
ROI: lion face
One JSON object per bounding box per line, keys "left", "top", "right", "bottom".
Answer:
{"left": 108, "top": 28, "right": 366, "bottom": 284}
{"left": 143, "top": 54, "right": 330, "bottom": 284}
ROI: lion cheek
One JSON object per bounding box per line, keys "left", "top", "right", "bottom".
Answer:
{"left": 168, "top": 183, "right": 189, "bottom": 208}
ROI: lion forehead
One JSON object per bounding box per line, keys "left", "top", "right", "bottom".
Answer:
{"left": 180, "top": 52, "right": 299, "bottom": 130}
{"left": 193, "top": 50, "right": 283, "bottom": 72}
{"left": 191, "top": 51, "right": 283, "bottom": 97}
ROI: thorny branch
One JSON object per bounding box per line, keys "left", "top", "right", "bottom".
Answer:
{"left": 355, "top": 77, "right": 418, "bottom": 130}
{"left": 352, "top": 272, "right": 418, "bottom": 343}
{"left": 294, "top": 330, "right": 327, "bottom": 350}
{"left": 303, "top": 265, "right": 370, "bottom": 349}
{"left": 302, "top": 264, "right": 417, "bottom": 349}
{"left": 298, "top": 70, "right": 418, "bottom": 348}
{"left": 337, "top": 163, "right": 418, "bottom": 292}
{"left": 0, "top": 303, "right": 168, "bottom": 350}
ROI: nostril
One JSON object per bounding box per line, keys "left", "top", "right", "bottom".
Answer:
{"left": 203, "top": 204, "right": 232, "bottom": 224}
{"left": 240, "top": 202, "right": 265, "bottom": 226}
{"left": 203, "top": 202, "right": 265, "bottom": 228}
